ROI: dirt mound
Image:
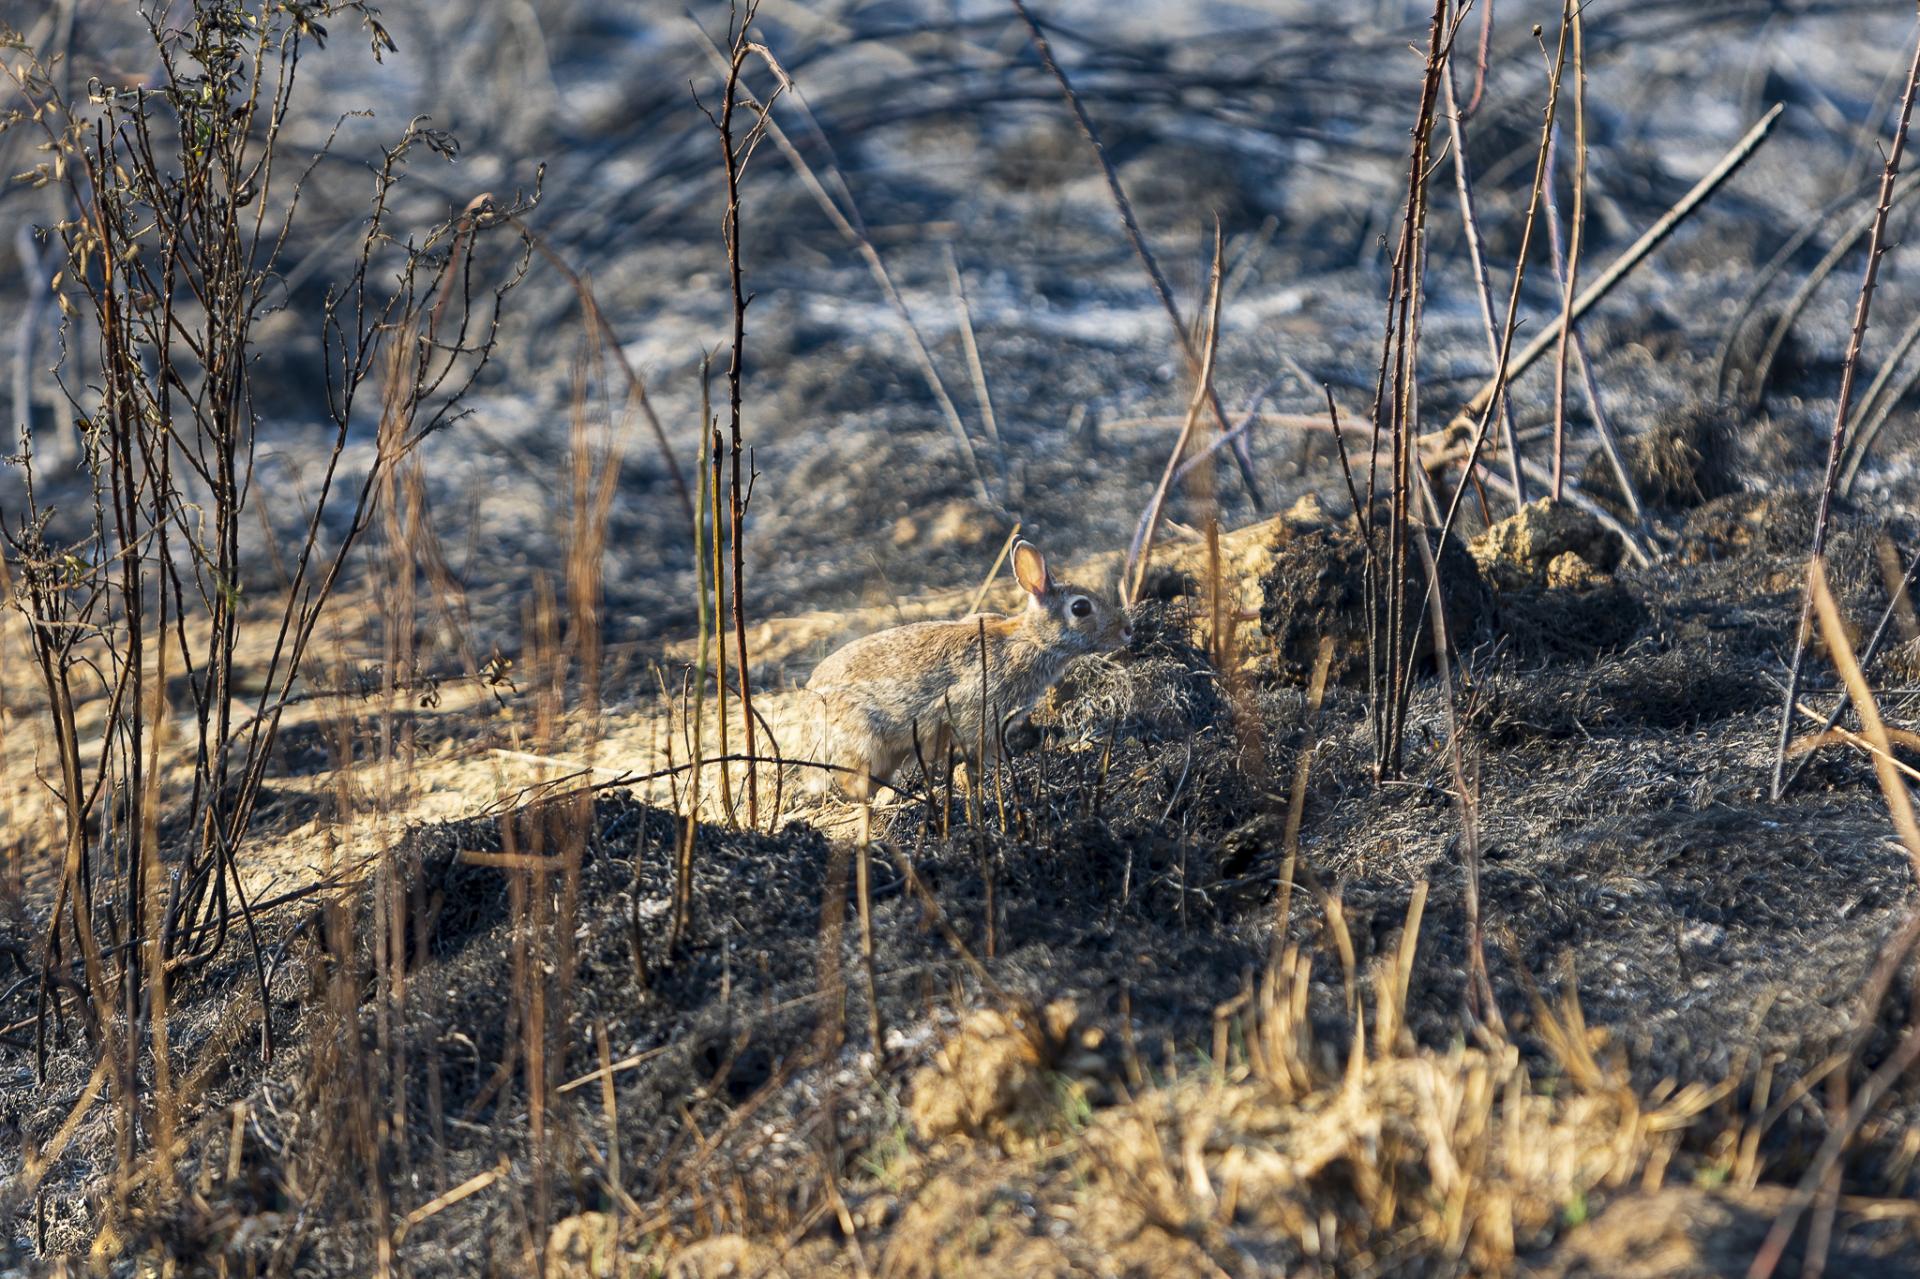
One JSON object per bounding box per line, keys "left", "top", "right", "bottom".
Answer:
{"left": 1257, "top": 515, "right": 1493, "bottom": 686}
{"left": 1461, "top": 498, "right": 1655, "bottom": 662}
{"left": 1679, "top": 489, "right": 1901, "bottom": 567}
{"left": 1254, "top": 498, "right": 1651, "bottom": 679}
{"left": 906, "top": 999, "right": 1106, "bottom": 1147}
{"left": 1676, "top": 489, "right": 1914, "bottom": 665}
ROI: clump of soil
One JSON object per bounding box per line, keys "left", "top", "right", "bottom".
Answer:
{"left": 1257, "top": 515, "right": 1492, "bottom": 685}
{"left": 1679, "top": 489, "right": 1888, "bottom": 564}
{"left": 1455, "top": 496, "right": 1653, "bottom": 662}
{"left": 1681, "top": 490, "right": 1793, "bottom": 562}
{"left": 1255, "top": 496, "right": 1652, "bottom": 680}
{"left": 1470, "top": 497, "right": 1620, "bottom": 592}
{"left": 1583, "top": 404, "right": 1744, "bottom": 515}
{"left": 1678, "top": 491, "right": 1911, "bottom": 648}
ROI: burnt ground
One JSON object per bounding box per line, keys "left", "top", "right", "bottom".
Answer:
{"left": 7, "top": 0, "right": 1920, "bottom": 1275}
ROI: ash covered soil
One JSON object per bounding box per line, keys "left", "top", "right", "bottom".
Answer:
{"left": 9, "top": 0, "right": 1920, "bottom": 1275}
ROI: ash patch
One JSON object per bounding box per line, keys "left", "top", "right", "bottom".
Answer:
{"left": 1463, "top": 647, "right": 1768, "bottom": 743}
{"left": 1490, "top": 583, "right": 1653, "bottom": 665}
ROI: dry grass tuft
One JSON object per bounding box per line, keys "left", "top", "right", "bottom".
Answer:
{"left": 776, "top": 918, "right": 1743, "bottom": 1279}
{"left": 906, "top": 999, "right": 1105, "bottom": 1150}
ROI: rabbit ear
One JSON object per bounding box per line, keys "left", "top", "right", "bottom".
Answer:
{"left": 1012, "top": 539, "right": 1051, "bottom": 597}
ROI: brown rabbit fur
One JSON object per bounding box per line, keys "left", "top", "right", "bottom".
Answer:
{"left": 801, "top": 540, "right": 1131, "bottom": 799}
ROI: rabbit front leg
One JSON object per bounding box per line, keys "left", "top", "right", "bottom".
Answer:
{"left": 978, "top": 702, "right": 1032, "bottom": 773}
{"left": 848, "top": 718, "right": 945, "bottom": 803}
{"left": 840, "top": 739, "right": 913, "bottom": 802}
{"left": 915, "top": 718, "right": 958, "bottom": 791}
{"left": 946, "top": 700, "right": 1024, "bottom": 792}
{"left": 945, "top": 714, "right": 1008, "bottom": 794}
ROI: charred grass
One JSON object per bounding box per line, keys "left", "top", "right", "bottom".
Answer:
{"left": 9, "top": 471, "right": 1920, "bottom": 1276}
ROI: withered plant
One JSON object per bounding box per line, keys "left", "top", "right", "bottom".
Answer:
{"left": 0, "top": 0, "right": 532, "bottom": 1115}
{"left": 693, "top": 0, "right": 787, "bottom": 832}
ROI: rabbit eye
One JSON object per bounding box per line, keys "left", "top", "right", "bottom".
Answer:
{"left": 1069, "top": 596, "right": 1093, "bottom": 618}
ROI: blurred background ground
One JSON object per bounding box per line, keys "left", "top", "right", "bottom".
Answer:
{"left": 8, "top": 0, "right": 1918, "bottom": 646}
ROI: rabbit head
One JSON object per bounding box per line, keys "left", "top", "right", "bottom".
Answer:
{"left": 1011, "top": 539, "right": 1132, "bottom": 655}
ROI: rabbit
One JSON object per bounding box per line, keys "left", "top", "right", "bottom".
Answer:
{"left": 801, "top": 539, "right": 1131, "bottom": 800}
